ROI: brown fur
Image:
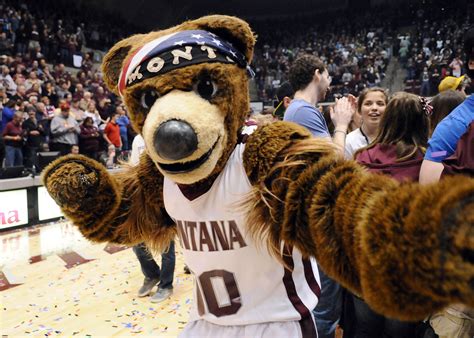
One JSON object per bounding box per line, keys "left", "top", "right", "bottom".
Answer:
{"left": 244, "top": 122, "right": 474, "bottom": 320}
{"left": 42, "top": 154, "right": 176, "bottom": 251}
{"left": 44, "top": 15, "right": 255, "bottom": 252}
{"left": 101, "top": 33, "right": 148, "bottom": 94}
{"left": 42, "top": 155, "right": 122, "bottom": 241}
{"left": 243, "top": 130, "right": 338, "bottom": 258}
{"left": 122, "top": 63, "right": 248, "bottom": 136}
{"left": 128, "top": 63, "right": 250, "bottom": 187}
{"left": 243, "top": 121, "right": 313, "bottom": 184}
{"left": 113, "top": 154, "right": 176, "bottom": 252}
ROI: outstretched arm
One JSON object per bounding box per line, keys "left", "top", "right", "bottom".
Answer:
{"left": 42, "top": 154, "right": 175, "bottom": 250}
{"left": 244, "top": 121, "right": 474, "bottom": 320}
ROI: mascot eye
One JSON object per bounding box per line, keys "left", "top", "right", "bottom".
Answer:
{"left": 194, "top": 78, "right": 217, "bottom": 100}
{"left": 140, "top": 90, "right": 159, "bottom": 109}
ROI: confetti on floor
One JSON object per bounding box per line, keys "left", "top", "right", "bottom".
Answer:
{"left": 1, "top": 220, "right": 193, "bottom": 337}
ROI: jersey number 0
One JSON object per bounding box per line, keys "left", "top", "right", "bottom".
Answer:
{"left": 196, "top": 269, "right": 242, "bottom": 317}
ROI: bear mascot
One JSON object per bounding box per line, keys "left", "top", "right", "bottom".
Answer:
{"left": 42, "top": 15, "right": 474, "bottom": 337}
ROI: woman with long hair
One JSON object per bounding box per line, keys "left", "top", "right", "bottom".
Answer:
{"left": 355, "top": 92, "right": 430, "bottom": 182}
{"left": 84, "top": 101, "right": 106, "bottom": 128}
{"left": 345, "top": 87, "right": 388, "bottom": 159}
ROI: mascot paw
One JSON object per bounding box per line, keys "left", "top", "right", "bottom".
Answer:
{"left": 43, "top": 155, "right": 102, "bottom": 207}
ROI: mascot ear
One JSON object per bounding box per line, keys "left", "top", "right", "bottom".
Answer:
{"left": 101, "top": 33, "right": 146, "bottom": 95}
{"left": 183, "top": 15, "right": 256, "bottom": 64}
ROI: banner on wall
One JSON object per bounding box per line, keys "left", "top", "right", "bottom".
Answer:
{"left": 37, "top": 187, "right": 63, "bottom": 221}
{"left": 0, "top": 189, "right": 28, "bottom": 229}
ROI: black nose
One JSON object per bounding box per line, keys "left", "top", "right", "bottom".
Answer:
{"left": 154, "top": 120, "right": 198, "bottom": 161}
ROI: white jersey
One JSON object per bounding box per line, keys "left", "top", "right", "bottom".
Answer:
{"left": 164, "top": 142, "right": 321, "bottom": 334}
{"left": 130, "top": 134, "right": 146, "bottom": 165}
{"left": 344, "top": 128, "right": 369, "bottom": 160}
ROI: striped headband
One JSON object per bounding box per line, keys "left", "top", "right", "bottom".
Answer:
{"left": 117, "top": 29, "right": 254, "bottom": 97}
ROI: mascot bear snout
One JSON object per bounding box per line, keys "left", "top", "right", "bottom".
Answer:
{"left": 142, "top": 89, "right": 227, "bottom": 184}
{"left": 154, "top": 119, "right": 198, "bottom": 161}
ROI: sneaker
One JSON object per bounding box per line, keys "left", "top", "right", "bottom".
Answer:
{"left": 137, "top": 277, "right": 160, "bottom": 297}
{"left": 150, "top": 288, "right": 173, "bottom": 303}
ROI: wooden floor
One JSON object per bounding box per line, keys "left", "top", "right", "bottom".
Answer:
{"left": 0, "top": 220, "right": 194, "bottom": 337}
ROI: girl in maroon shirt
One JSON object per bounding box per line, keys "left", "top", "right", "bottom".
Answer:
{"left": 355, "top": 92, "right": 430, "bottom": 183}
{"left": 79, "top": 117, "right": 100, "bottom": 160}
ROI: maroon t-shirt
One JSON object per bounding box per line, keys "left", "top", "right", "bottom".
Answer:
{"left": 442, "top": 121, "right": 474, "bottom": 178}
{"left": 2, "top": 121, "right": 23, "bottom": 148}
{"left": 356, "top": 144, "right": 424, "bottom": 182}
{"left": 79, "top": 125, "right": 100, "bottom": 152}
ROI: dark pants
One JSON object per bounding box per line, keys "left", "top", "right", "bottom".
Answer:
{"left": 120, "top": 133, "right": 129, "bottom": 151}
{"left": 351, "top": 295, "right": 417, "bottom": 338}
{"left": 313, "top": 265, "right": 342, "bottom": 338}
{"left": 50, "top": 142, "right": 74, "bottom": 156}
{"left": 132, "top": 241, "right": 175, "bottom": 289}
{"left": 24, "top": 146, "right": 38, "bottom": 170}
{"left": 0, "top": 136, "right": 5, "bottom": 168}
{"left": 420, "top": 81, "right": 430, "bottom": 97}
{"left": 5, "top": 145, "right": 23, "bottom": 167}
{"left": 81, "top": 150, "right": 98, "bottom": 161}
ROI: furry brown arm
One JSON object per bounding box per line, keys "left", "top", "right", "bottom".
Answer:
{"left": 244, "top": 122, "right": 474, "bottom": 321}
{"left": 42, "top": 154, "right": 175, "bottom": 250}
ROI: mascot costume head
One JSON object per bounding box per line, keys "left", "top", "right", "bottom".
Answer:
{"left": 103, "top": 16, "right": 255, "bottom": 186}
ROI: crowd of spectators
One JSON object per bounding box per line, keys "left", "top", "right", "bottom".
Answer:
{"left": 398, "top": 2, "right": 472, "bottom": 95}
{"left": 0, "top": 39, "right": 134, "bottom": 171}
{"left": 0, "top": 0, "right": 472, "bottom": 171}
{"left": 251, "top": 10, "right": 395, "bottom": 103}
{"left": 0, "top": 0, "right": 141, "bottom": 171}
{"left": 0, "top": 0, "right": 140, "bottom": 66}
{"left": 1, "top": 0, "right": 470, "bottom": 106}
{"left": 248, "top": 0, "right": 458, "bottom": 104}
{"left": 251, "top": 0, "right": 472, "bottom": 103}
{"left": 0, "top": 49, "right": 134, "bottom": 170}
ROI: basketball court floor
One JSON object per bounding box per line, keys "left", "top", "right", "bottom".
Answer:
{"left": 1, "top": 219, "right": 193, "bottom": 337}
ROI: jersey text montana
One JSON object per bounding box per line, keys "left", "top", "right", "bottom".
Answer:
{"left": 176, "top": 220, "right": 248, "bottom": 252}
